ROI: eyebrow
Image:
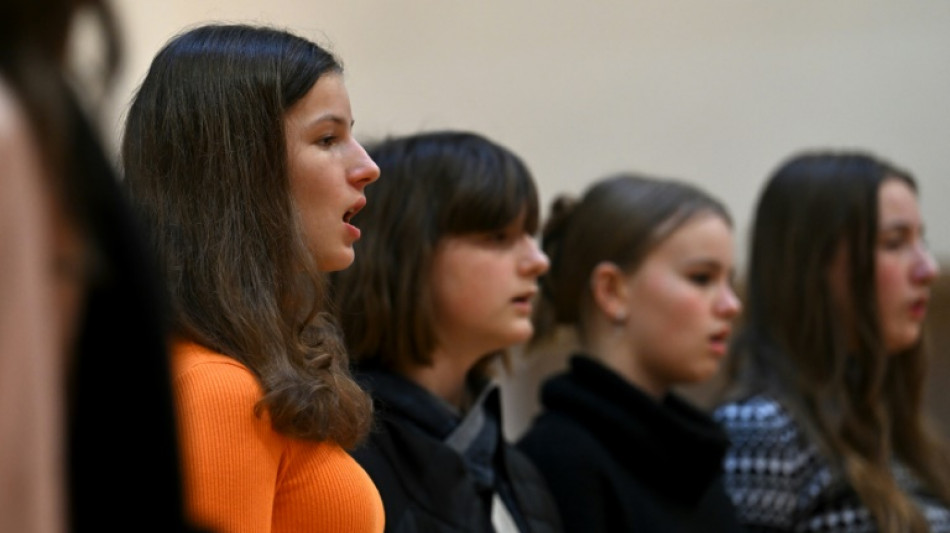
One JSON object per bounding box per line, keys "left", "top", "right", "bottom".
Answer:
{"left": 683, "top": 258, "right": 726, "bottom": 270}
{"left": 879, "top": 219, "right": 921, "bottom": 233}
{"left": 303, "top": 113, "right": 354, "bottom": 129}
{"left": 879, "top": 220, "right": 930, "bottom": 245}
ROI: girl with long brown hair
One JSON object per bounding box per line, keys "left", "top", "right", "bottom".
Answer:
{"left": 715, "top": 151, "right": 950, "bottom": 532}
{"left": 123, "top": 23, "right": 382, "bottom": 533}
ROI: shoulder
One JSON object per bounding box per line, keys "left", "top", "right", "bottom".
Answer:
{"left": 713, "top": 394, "right": 824, "bottom": 481}
{"left": 171, "top": 341, "right": 264, "bottom": 414}
{"left": 713, "top": 394, "right": 800, "bottom": 439}
{"left": 348, "top": 415, "right": 425, "bottom": 498}
{"left": 517, "top": 411, "right": 608, "bottom": 486}
{"left": 519, "top": 410, "right": 602, "bottom": 457}
{"left": 713, "top": 394, "right": 818, "bottom": 474}
{"left": 173, "top": 341, "right": 259, "bottom": 386}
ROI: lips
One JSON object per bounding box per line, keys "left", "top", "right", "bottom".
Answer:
{"left": 512, "top": 288, "right": 538, "bottom": 304}
{"left": 344, "top": 197, "right": 366, "bottom": 224}
{"left": 708, "top": 328, "right": 731, "bottom": 356}
{"left": 710, "top": 327, "right": 730, "bottom": 343}
{"left": 909, "top": 296, "right": 929, "bottom": 320}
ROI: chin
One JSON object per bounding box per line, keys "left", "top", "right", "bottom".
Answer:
{"left": 685, "top": 362, "right": 721, "bottom": 385}
{"left": 885, "top": 330, "right": 922, "bottom": 355}
{"left": 507, "top": 327, "right": 534, "bottom": 347}
{"left": 317, "top": 251, "right": 355, "bottom": 272}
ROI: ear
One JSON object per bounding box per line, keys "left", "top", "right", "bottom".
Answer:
{"left": 590, "top": 261, "right": 629, "bottom": 323}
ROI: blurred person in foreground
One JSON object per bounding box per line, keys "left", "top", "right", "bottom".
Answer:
{"left": 0, "top": 0, "right": 194, "bottom": 531}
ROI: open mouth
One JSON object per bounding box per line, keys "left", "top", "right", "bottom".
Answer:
{"left": 909, "top": 297, "right": 928, "bottom": 318}
{"left": 344, "top": 198, "right": 365, "bottom": 224}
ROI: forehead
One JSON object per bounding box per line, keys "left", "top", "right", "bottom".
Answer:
{"left": 284, "top": 72, "right": 351, "bottom": 125}
{"left": 878, "top": 178, "right": 921, "bottom": 226}
{"left": 645, "top": 213, "right": 734, "bottom": 264}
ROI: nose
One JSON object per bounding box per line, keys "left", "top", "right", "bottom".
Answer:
{"left": 520, "top": 236, "right": 550, "bottom": 277}
{"left": 349, "top": 141, "right": 380, "bottom": 188}
{"left": 715, "top": 284, "right": 742, "bottom": 319}
{"left": 911, "top": 244, "right": 939, "bottom": 285}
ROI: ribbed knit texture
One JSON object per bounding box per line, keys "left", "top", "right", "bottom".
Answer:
{"left": 172, "top": 341, "right": 385, "bottom": 533}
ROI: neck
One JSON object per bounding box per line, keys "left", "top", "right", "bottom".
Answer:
{"left": 396, "top": 349, "right": 479, "bottom": 409}
{"left": 584, "top": 315, "right": 666, "bottom": 400}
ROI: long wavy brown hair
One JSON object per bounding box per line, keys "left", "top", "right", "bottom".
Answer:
{"left": 721, "top": 151, "right": 950, "bottom": 532}
{"left": 122, "top": 24, "right": 371, "bottom": 448}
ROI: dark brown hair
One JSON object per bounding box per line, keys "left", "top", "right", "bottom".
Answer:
{"left": 331, "top": 130, "right": 540, "bottom": 370}
{"left": 534, "top": 172, "right": 731, "bottom": 345}
{"left": 122, "top": 24, "right": 370, "bottom": 447}
{"left": 722, "top": 150, "right": 950, "bottom": 531}
{"left": 0, "top": 0, "right": 120, "bottom": 239}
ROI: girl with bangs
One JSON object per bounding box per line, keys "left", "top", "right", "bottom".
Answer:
{"left": 331, "top": 131, "right": 562, "bottom": 533}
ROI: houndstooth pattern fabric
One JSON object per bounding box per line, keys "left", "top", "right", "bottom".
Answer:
{"left": 713, "top": 395, "right": 950, "bottom": 532}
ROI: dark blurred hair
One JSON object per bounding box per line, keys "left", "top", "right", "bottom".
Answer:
{"left": 2, "top": 2, "right": 199, "bottom": 528}
{"left": 721, "top": 150, "right": 950, "bottom": 532}
{"left": 0, "top": 0, "right": 120, "bottom": 241}
{"left": 533, "top": 172, "right": 731, "bottom": 345}
{"left": 332, "top": 130, "right": 540, "bottom": 369}
{"left": 122, "top": 24, "right": 371, "bottom": 447}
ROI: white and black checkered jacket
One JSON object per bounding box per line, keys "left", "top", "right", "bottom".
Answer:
{"left": 713, "top": 395, "right": 950, "bottom": 532}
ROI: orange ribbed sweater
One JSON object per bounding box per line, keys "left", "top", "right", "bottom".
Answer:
{"left": 172, "top": 341, "right": 384, "bottom": 533}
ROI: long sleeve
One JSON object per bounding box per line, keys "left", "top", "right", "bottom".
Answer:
{"left": 172, "top": 342, "right": 385, "bottom": 533}
{"left": 174, "top": 348, "right": 282, "bottom": 533}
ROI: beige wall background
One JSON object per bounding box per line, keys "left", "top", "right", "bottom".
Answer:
{"left": 102, "top": 0, "right": 950, "bottom": 437}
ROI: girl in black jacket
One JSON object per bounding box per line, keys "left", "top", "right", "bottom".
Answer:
{"left": 518, "top": 173, "right": 745, "bottom": 533}
{"left": 331, "top": 131, "right": 562, "bottom": 533}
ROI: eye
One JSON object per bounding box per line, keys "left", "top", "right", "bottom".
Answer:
{"left": 688, "top": 272, "right": 714, "bottom": 286}
{"left": 480, "top": 230, "right": 510, "bottom": 244}
{"left": 473, "top": 228, "right": 519, "bottom": 247}
{"left": 317, "top": 135, "right": 338, "bottom": 147}
{"left": 879, "top": 228, "right": 911, "bottom": 251}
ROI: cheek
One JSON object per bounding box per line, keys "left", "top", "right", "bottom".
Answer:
{"left": 292, "top": 171, "right": 337, "bottom": 234}
{"left": 638, "top": 278, "right": 704, "bottom": 330}
{"left": 430, "top": 253, "right": 484, "bottom": 314}
{"left": 875, "top": 255, "right": 905, "bottom": 309}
